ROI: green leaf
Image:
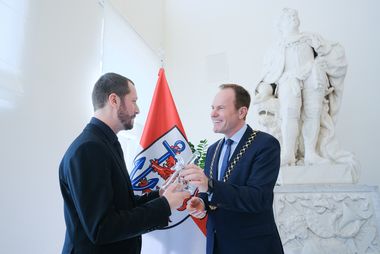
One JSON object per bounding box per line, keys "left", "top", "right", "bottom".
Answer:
{"left": 187, "top": 139, "right": 208, "bottom": 169}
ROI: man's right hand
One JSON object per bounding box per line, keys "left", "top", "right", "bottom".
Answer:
{"left": 180, "top": 164, "right": 209, "bottom": 192}
{"left": 187, "top": 197, "right": 207, "bottom": 219}
{"left": 162, "top": 183, "right": 191, "bottom": 210}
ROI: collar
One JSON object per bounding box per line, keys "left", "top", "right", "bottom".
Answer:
{"left": 224, "top": 124, "right": 247, "bottom": 144}
{"left": 90, "top": 117, "right": 119, "bottom": 144}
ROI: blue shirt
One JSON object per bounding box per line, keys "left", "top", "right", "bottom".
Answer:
{"left": 217, "top": 124, "right": 247, "bottom": 180}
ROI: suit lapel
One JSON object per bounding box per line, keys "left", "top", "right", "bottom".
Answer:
{"left": 209, "top": 139, "right": 224, "bottom": 179}
{"left": 105, "top": 141, "right": 136, "bottom": 203}
{"left": 87, "top": 124, "right": 136, "bottom": 203}
{"left": 225, "top": 125, "right": 253, "bottom": 176}
{"left": 208, "top": 125, "right": 254, "bottom": 180}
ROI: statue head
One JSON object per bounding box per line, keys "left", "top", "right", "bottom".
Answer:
{"left": 277, "top": 8, "right": 300, "bottom": 35}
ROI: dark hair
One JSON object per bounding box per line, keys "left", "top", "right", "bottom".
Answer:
{"left": 92, "top": 73, "right": 134, "bottom": 110}
{"left": 219, "top": 84, "right": 251, "bottom": 110}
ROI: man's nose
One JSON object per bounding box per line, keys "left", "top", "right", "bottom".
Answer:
{"left": 135, "top": 104, "right": 140, "bottom": 114}
{"left": 210, "top": 109, "right": 217, "bottom": 117}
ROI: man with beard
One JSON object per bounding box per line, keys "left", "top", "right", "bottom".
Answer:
{"left": 59, "top": 73, "right": 190, "bottom": 254}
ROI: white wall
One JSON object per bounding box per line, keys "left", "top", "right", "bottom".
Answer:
{"left": 110, "top": 0, "right": 164, "bottom": 55}
{"left": 0, "top": 0, "right": 103, "bottom": 253}
{"left": 163, "top": 0, "right": 380, "bottom": 188}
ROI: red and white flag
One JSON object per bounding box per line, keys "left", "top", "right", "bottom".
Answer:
{"left": 131, "top": 68, "right": 206, "bottom": 253}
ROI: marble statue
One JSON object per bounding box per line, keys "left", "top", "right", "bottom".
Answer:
{"left": 254, "top": 8, "right": 359, "bottom": 181}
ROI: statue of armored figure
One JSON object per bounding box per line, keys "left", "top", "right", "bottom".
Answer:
{"left": 255, "top": 8, "right": 359, "bottom": 180}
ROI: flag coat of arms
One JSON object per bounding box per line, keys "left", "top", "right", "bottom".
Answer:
{"left": 131, "top": 68, "right": 207, "bottom": 236}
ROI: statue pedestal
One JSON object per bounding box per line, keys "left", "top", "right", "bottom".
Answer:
{"left": 278, "top": 164, "right": 356, "bottom": 185}
{"left": 274, "top": 184, "right": 380, "bottom": 254}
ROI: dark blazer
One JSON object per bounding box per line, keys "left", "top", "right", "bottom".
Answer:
{"left": 59, "top": 118, "right": 171, "bottom": 254}
{"left": 201, "top": 125, "right": 284, "bottom": 254}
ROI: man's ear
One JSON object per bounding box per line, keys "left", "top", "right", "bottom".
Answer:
{"left": 239, "top": 107, "right": 248, "bottom": 119}
{"left": 108, "top": 93, "right": 120, "bottom": 108}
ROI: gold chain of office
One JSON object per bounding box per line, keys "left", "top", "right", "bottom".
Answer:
{"left": 209, "top": 130, "right": 258, "bottom": 182}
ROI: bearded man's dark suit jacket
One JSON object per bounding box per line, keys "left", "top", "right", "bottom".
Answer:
{"left": 200, "top": 125, "right": 284, "bottom": 254}
{"left": 59, "top": 117, "right": 171, "bottom": 254}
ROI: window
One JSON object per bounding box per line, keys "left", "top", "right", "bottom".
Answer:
{"left": 0, "top": 0, "right": 28, "bottom": 109}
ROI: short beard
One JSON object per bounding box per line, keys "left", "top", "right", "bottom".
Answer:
{"left": 117, "top": 104, "right": 134, "bottom": 130}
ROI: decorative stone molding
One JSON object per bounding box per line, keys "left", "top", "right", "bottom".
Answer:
{"left": 274, "top": 185, "right": 380, "bottom": 254}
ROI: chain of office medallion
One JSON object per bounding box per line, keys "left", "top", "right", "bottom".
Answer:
{"left": 209, "top": 130, "right": 258, "bottom": 182}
